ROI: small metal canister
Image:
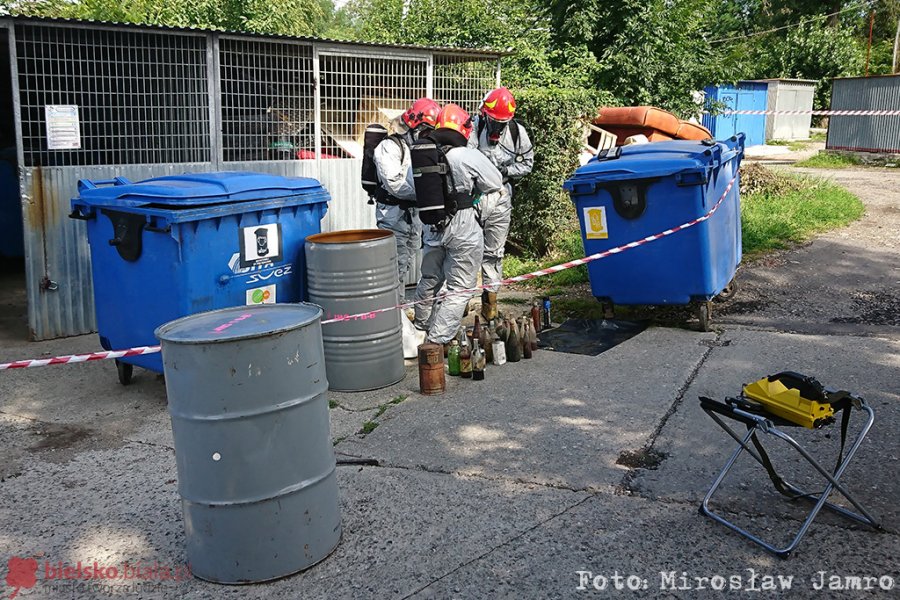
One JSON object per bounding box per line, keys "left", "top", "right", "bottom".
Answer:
{"left": 418, "top": 342, "right": 445, "bottom": 395}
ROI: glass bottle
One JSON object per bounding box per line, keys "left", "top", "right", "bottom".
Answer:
{"left": 520, "top": 318, "right": 532, "bottom": 359}
{"left": 459, "top": 339, "right": 472, "bottom": 378}
{"left": 480, "top": 324, "right": 492, "bottom": 364}
{"left": 472, "top": 340, "right": 485, "bottom": 381}
{"left": 505, "top": 318, "right": 522, "bottom": 362}
{"left": 531, "top": 300, "right": 542, "bottom": 332}
{"left": 491, "top": 327, "right": 506, "bottom": 365}
{"left": 528, "top": 318, "right": 538, "bottom": 351}
{"left": 447, "top": 339, "right": 460, "bottom": 376}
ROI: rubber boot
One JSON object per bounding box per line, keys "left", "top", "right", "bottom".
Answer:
{"left": 481, "top": 290, "right": 498, "bottom": 321}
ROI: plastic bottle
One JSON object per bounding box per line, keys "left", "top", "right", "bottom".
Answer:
{"left": 519, "top": 318, "right": 532, "bottom": 359}
{"left": 447, "top": 339, "right": 460, "bottom": 376}
{"left": 472, "top": 340, "right": 485, "bottom": 381}
{"left": 459, "top": 339, "right": 472, "bottom": 378}
{"left": 505, "top": 318, "right": 522, "bottom": 363}
{"left": 531, "top": 300, "right": 542, "bottom": 333}
{"left": 542, "top": 296, "right": 551, "bottom": 329}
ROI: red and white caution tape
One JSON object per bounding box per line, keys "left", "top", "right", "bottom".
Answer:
{"left": 320, "top": 174, "right": 737, "bottom": 322}
{"left": 0, "top": 346, "right": 160, "bottom": 370}
{"left": 1, "top": 175, "right": 737, "bottom": 370}
{"left": 708, "top": 109, "right": 900, "bottom": 116}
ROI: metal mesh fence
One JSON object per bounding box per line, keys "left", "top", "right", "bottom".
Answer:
{"left": 318, "top": 53, "right": 426, "bottom": 159}
{"left": 220, "top": 37, "right": 315, "bottom": 162}
{"left": 15, "top": 24, "right": 210, "bottom": 167}
{"left": 433, "top": 55, "right": 497, "bottom": 115}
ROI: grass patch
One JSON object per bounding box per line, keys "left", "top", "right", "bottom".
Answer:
{"left": 328, "top": 399, "right": 338, "bottom": 409}
{"left": 359, "top": 421, "right": 379, "bottom": 435}
{"left": 794, "top": 151, "right": 862, "bottom": 169}
{"left": 504, "top": 229, "right": 589, "bottom": 288}
{"left": 810, "top": 131, "right": 827, "bottom": 142}
{"left": 767, "top": 139, "right": 811, "bottom": 152}
{"left": 741, "top": 176, "right": 864, "bottom": 255}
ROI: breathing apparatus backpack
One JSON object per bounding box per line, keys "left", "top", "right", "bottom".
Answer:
{"left": 361, "top": 124, "right": 405, "bottom": 205}
{"left": 410, "top": 140, "right": 450, "bottom": 225}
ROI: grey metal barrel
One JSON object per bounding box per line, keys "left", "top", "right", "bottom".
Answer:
{"left": 155, "top": 304, "right": 341, "bottom": 584}
{"left": 305, "top": 229, "right": 406, "bottom": 391}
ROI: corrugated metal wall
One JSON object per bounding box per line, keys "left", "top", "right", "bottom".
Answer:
{"left": 5, "top": 18, "right": 498, "bottom": 340}
{"left": 827, "top": 76, "right": 900, "bottom": 153}
{"left": 765, "top": 80, "right": 815, "bottom": 141}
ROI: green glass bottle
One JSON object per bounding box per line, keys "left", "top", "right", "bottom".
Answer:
{"left": 448, "top": 339, "right": 460, "bottom": 376}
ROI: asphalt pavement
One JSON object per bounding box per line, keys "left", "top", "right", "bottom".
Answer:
{"left": 0, "top": 167, "right": 897, "bottom": 599}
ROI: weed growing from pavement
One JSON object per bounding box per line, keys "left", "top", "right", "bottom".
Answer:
{"left": 328, "top": 399, "right": 338, "bottom": 409}
{"left": 359, "top": 421, "right": 379, "bottom": 435}
{"left": 794, "top": 151, "right": 862, "bottom": 168}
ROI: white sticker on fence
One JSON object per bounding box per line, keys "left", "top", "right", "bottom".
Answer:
{"left": 584, "top": 207, "right": 609, "bottom": 240}
{"left": 45, "top": 105, "right": 81, "bottom": 150}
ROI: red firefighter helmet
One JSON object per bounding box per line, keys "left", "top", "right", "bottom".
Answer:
{"left": 402, "top": 97, "right": 440, "bottom": 129}
{"left": 481, "top": 87, "right": 516, "bottom": 122}
{"left": 435, "top": 103, "right": 474, "bottom": 139}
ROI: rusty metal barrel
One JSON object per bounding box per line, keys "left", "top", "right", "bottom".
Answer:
{"left": 155, "top": 304, "right": 341, "bottom": 584}
{"left": 417, "top": 342, "right": 445, "bottom": 395}
{"left": 305, "top": 229, "right": 405, "bottom": 391}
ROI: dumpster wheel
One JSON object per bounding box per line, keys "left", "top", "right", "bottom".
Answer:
{"left": 116, "top": 360, "right": 134, "bottom": 386}
{"left": 696, "top": 301, "right": 713, "bottom": 332}
{"left": 714, "top": 279, "right": 738, "bottom": 303}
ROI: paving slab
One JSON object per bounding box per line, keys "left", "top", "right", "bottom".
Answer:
{"left": 338, "top": 327, "right": 716, "bottom": 492}
{"left": 0, "top": 439, "right": 588, "bottom": 599}
{"left": 413, "top": 492, "right": 900, "bottom": 599}
{"left": 631, "top": 327, "right": 900, "bottom": 531}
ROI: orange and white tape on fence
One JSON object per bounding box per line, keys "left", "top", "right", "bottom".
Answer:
{"left": 1, "top": 176, "right": 737, "bottom": 370}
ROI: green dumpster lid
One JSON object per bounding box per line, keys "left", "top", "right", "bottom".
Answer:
{"left": 155, "top": 304, "right": 323, "bottom": 344}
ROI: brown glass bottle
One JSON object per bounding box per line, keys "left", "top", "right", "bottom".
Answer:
{"left": 519, "top": 318, "right": 532, "bottom": 359}
{"left": 472, "top": 340, "right": 485, "bottom": 381}
{"left": 459, "top": 339, "right": 472, "bottom": 378}
{"left": 505, "top": 318, "right": 522, "bottom": 362}
{"left": 531, "top": 300, "right": 542, "bottom": 332}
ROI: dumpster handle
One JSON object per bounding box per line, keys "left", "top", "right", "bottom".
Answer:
{"left": 77, "top": 176, "right": 133, "bottom": 192}
{"left": 68, "top": 208, "right": 93, "bottom": 221}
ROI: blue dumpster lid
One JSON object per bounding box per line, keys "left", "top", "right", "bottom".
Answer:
{"left": 155, "top": 303, "right": 323, "bottom": 344}
{"left": 76, "top": 172, "right": 326, "bottom": 209}
{"left": 564, "top": 138, "right": 744, "bottom": 189}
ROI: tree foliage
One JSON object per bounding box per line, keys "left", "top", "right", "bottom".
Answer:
{"left": 2, "top": 0, "right": 327, "bottom": 36}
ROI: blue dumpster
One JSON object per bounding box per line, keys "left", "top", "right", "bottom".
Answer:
{"left": 564, "top": 136, "right": 744, "bottom": 330}
{"left": 70, "top": 172, "right": 330, "bottom": 382}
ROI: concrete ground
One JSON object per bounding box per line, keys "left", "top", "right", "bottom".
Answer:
{"left": 1, "top": 167, "right": 898, "bottom": 599}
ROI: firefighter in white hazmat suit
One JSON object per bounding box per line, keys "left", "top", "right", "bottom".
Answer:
{"left": 373, "top": 97, "right": 440, "bottom": 283}
{"left": 467, "top": 87, "right": 534, "bottom": 320}
{"left": 413, "top": 104, "right": 504, "bottom": 345}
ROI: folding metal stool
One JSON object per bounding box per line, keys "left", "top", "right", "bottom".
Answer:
{"left": 698, "top": 374, "right": 882, "bottom": 558}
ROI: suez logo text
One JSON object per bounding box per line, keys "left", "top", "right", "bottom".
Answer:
{"left": 226, "top": 253, "right": 292, "bottom": 284}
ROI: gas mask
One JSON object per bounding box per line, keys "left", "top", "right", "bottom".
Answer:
{"left": 412, "top": 124, "right": 434, "bottom": 141}
{"left": 485, "top": 116, "right": 509, "bottom": 144}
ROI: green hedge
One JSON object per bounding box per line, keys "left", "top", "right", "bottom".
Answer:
{"left": 508, "top": 87, "right": 613, "bottom": 256}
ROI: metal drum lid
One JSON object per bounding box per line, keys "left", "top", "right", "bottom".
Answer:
{"left": 155, "top": 303, "right": 322, "bottom": 344}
